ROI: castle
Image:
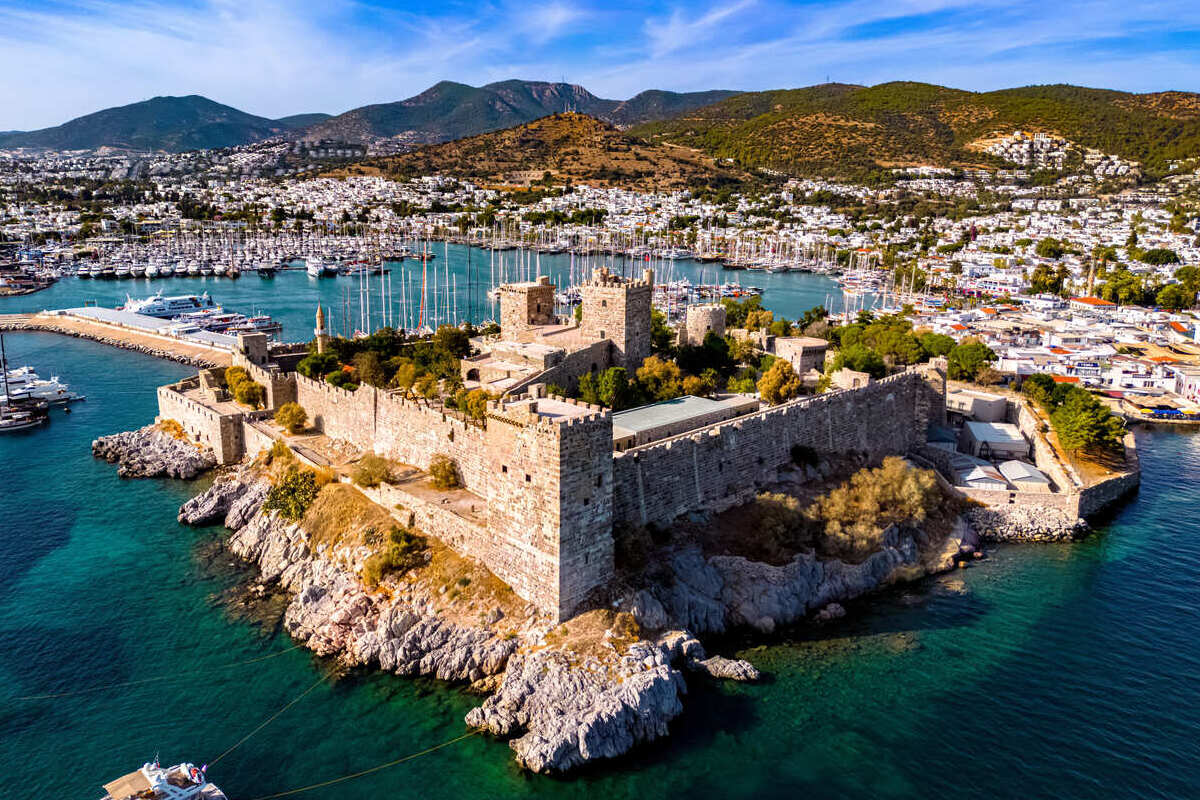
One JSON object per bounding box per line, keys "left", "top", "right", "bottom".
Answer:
{"left": 158, "top": 268, "right": 947, "bottom": 621}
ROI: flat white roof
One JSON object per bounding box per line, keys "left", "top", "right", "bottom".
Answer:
{"left": 964, "top": 421, "right": 1026, "bottom": 445}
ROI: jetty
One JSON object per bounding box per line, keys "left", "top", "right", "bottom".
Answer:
{"left": 0, "top": 309, "right": 232, "bottom": 367}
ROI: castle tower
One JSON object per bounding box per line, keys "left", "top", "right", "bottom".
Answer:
{"left": 315, "top": 304, "right": 329, "bottom": 354}
{"left": 484, "top": 396, "right": 614, "bottom": 621}
{"left": 579, "top": 267, "right": 654, "bottom": 368}
{"left": 679, "top": 303, "right": 726, "bottom": 348}
{"left": 499, "top": 276, "right": 556, "bottom": 342}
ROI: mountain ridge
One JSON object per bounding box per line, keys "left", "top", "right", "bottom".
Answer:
{"left": 633, "top": 81, "right": 1200, "bottom": 178}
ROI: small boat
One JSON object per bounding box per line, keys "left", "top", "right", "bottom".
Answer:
{"left": 100, "top": 759, "right": 226, "bottom": 800}
{"left": 0, "top": 409, "right": 46, "bottom": 432}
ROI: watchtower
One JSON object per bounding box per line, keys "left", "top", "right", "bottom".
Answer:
{"left": 679, "top": 303, "right": 726, "bottom": 347}
{"left": 499, "top": 276, "right": 556, "bottom": 341}
{"left": 579, "top": 267, "right": 654, "bottom": 368}
{"left": 484, "top": 394, "right": 614, "bottom": 621}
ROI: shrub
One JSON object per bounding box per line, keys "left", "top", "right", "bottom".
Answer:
{"left": 275, "top": 402, "right": 307, "bottom": 434}
{"left": 757, "top": 359, "right": 803, "bottom": 404}
{"left": 352, "top": 453, "right": 393, "bottom": 487}
{"left": 742, "top": 492, "right": 811, "bottom": 562}
{"left": 158, "top": 418, "right": 187, "bottom": 440}
{"left": 233, "top": 379, "right": 265, "bottom": 409}
{"left": 223, "top": 366, "right": 250, "bottom": 391}
{"left": 808, "top": 457, "right": 939, "bottom": 560}
{"left": 429, "top": 454, "right": 461, "bottom": 490}
{"left": 613, "top": 521, "right": 653, "bottom": 572}
{"left": 263, "top": 466, "right": 320, "bottom": 520}
{"left": 362, "top": 525, "right": 428, "bottom": 588}
{"left": 266, "top": 440, "right": 293, "bottom": 465}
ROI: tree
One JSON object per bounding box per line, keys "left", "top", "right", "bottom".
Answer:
{"left": 577, "top": 371, "right": 601, "bottom": 406}
{"left": 389, "top": 361, "right": 418, "bottom": 395}
{"left": 831, "top": 344, "right": 886, "bottom": 379}
{"left": 1035, "top": 237, "right": 1066, "bottom": 259}
{"left": 1022, "top": 373, "right": 1056, "bottom": 408}
{"left": 352, "top": 454, "right": 393, "bottom": 487}
{"left": 461, "top": 388, "right": 493, "bottom": 420}
{"left": 947, "top": 339, "right": 996, "bottom": 381}
{"left": 1137, "top": 248, "right": 1180, "bottom": 265}
{"left": 352, "top": 351, "right": 387, "bottom": 387}
{"left": 234, "top": 380, "right": 265, "bottom": 409}
{"left": 275, "top": 402, "right": 307, "bottom": 434}
{"left": 757, "top": 359, "right": 803, "bottom": 404}
{"left": 598, "top": 367, "right": 636, "bottom": 410}
{"left": 1157, "top": 283, "right": 1195, "bottom": 310}
{"left": 744, "top": 308, "right": 774, "bottom": 332}
{"left": 918, "top": 332, "right": 956, "bottom": 357}
{"left": 636, "top": 356, "right": 683, "bottom": 402}
{"left": 297, "top": 351, "right": 338, "bottom": 380}
{"left": 263, "top": 466, "right": 320, "bottom": 520}
{"left": 414, "top": 374, "right": 440, "bottom": 402}
{"left": 649, "top": 308, "right": 674, "bottom": 355}
{"left": 1050, "top": 389, "right": 1125, "bottom": 455}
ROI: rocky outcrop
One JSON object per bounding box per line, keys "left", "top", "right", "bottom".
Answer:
{"left": 179, "top": 476, "right": 255, "bottom": 524}
{"left": 645, "top": 526, "right": 928, "bottom": 636}
{"left": 965, "top": 505, "right": 1089, "bottom": 543}
{"left": 92, "top": 425, "right": 215, "bottom": 479}
{"left": 465, "top": 643, "right": 686, "bottom": 773}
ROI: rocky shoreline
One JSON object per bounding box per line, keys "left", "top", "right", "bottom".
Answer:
{"left": 167, "top": 460, "right": 983, "bottom": 774}
{"left": 92, "top": 424, "right": 216, "bottom": 479}
{"left": 964, "top": 505, "right": 1090, "bottom": 543}
{"left": 0, "top": 320, "right": 226, "bottom": 368}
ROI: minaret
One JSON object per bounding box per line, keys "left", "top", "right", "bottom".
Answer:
{"left": 315, "top": 304, "right": 328, "bottom": 354}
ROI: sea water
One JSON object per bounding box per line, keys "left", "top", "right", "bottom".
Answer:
{"left": 1, "top": 319, "right": 1197, "bottom": 798}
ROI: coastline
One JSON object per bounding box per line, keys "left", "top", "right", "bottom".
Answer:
{"left": 0, "top": 314, "right": 229, "bottom": 368}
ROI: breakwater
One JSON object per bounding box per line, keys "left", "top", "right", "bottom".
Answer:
{"left": 0, "top": 313, "right": 229, "bottom": 368}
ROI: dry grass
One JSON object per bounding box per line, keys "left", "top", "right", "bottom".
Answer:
{"left": 156, "top": 418, "right": 188, "bottom": 441}
{"left": 541, "top": 609, "right": 642, "bottom": 661}
{"left": 420, "top": 540, "right": 523, "bottom": 623}
{"left": 302, "top": 482, "right": 396, "bottom": 550}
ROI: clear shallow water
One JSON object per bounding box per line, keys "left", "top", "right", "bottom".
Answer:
{"left": 2, "top": 321, "right": 1198, "bottom": 798}
{"left": 9, "top": 246, "right": 860, "bottom": 340}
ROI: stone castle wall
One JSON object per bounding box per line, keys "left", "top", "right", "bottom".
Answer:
{"left": 611, "top": 366, "right": 944, "bottom": 528}
{"left": 156, "top": 381, "right": 243, "bottom": 464}
{"left": 579, "top": 268, "right": 653, "bottom": 368}
{"left": 506, "top": 339, "right": 613, "bottom": 397}
{"left": 294, "top": 375, "right": 490, "bottom": 491}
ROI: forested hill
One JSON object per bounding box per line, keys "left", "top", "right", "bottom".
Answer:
{"left": 632, "top": 82, "right": 1200, "bottom": 179}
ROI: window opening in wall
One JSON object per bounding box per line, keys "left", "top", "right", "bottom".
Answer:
{"left": 525, "top": 473, "right": 532, "bottom": 483}
{"left": 502, "top": 465, "right": 508, "bottom": 473}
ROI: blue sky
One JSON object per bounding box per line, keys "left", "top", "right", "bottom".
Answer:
{"left": 1, "top": 0, "right": 1199, "bottom": 129}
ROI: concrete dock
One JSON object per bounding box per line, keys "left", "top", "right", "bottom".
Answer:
{"left": 0, "top": 309, "right": 233, "bottom": 367}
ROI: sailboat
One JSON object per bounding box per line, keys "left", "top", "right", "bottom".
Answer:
{"left": 0, "top": 335, "right": 48, "bottom": 433}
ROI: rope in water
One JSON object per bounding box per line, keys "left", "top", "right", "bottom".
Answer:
{"left": 240, "top": 731, "right": 480, "bottom": 800}
{"left": 13, "top": 643, "right": 306, "bottom": 701}
{"left": 209, "top": 667, "right": 338, "bottom": 767}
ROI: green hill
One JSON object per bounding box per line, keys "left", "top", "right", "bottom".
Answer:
{"left": 633, "top": 82, "right": 1200, "bottom": 178}
{"left": 0, "top": 95, "right": 303, "bottom": 152}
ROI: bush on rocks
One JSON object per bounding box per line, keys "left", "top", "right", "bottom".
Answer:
{"left": 263, "top": 465, "right": 320, "bottom": 520}
{"left": 362, "top": 525, "right": 428, "bottom": 588}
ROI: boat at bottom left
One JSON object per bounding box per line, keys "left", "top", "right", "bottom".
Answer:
{"left": 101, "top": 760, "right": 226, "bottom": 800}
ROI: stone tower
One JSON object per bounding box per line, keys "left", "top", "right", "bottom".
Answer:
{"left": 499, "top": 276, "right": 556, "bottom": 342}
{"left": 484, "top": 396, "right": 614, "bottom": 622}
{"left": 679, "top": 303, "right": 726, "bottom": 347}
{"left": 579, "top": 267, "right": 654, "bottom": 368}
{"left": 315, "top": 304, "right": 329, "bottom": 354}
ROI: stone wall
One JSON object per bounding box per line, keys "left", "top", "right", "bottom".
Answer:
{"left": 294, "top": 375, "right": 489, "bottom": 491}
{"left": 506, "top": 339, "right": 613, "bottom": 396}
{"left": 612, "top": 365, "right": 945, "bottom": 528}
{"left": 579, "top": 268, "right": 653, "bottom": 368}
{"left": 499, "top": 279, "right": 556, "bottom": 341}
{"left": 156, "top": 381, "right": 243, "bottom": 464}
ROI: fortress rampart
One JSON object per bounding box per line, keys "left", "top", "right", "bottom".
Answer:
{"left": 612, "top": 365, "right": 945, "bottom": 528}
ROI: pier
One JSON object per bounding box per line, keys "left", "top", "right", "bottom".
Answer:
{"left": 0, "top": 310, "right": 233, "bottom": 367}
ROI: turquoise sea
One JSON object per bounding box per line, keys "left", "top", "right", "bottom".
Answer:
{"left": 2, "top": 262, "right": 1199, "bottom": 799}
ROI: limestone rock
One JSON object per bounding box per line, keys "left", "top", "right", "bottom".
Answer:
{"left": 178, "top": 477, "right": 252, "bottom": 524}
{"left": 465, "top": 644, "right": 686, "bottom": 773}
{"left": 92, "top": 425, "right": 215, "bottom": 479}
{"left": 693, "top": 655, "right": 761, "bottom": 682}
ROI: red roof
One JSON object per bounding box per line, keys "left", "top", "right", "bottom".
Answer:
{"left": 1048, "top": 346, "right": 1072, "bottom": 355}
{"left": 950, "top": 324, "right": 969, "bottom": 331}
{"left": 1170, "top": 321, "right": 1189, "bottom": 334}
{"left": 1051, "top": 375, "right": 1080, "bottom": 383}
{"left": 1070, "top": 296, "right": 1116, "bottom": 307}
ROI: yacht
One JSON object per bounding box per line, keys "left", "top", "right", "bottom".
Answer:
{"left": 306, "top": 258, "right": 337, "bottom": 277}
{"left": 122, "top": 291, "right": 218, "bottom": 318}
{"left": 144, "top": 263, "right": 160, "bottom": 279}
{"left": 100, "top": 760, "right": 225, "bottom": 800}
{"left": 0, "top": 408, "right": 45, "bottom": 432}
